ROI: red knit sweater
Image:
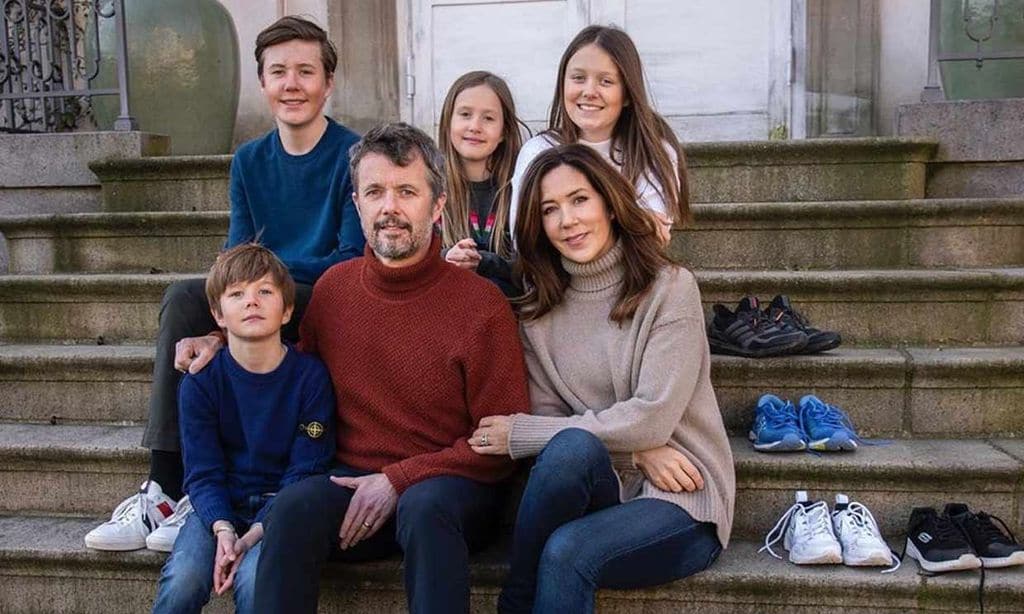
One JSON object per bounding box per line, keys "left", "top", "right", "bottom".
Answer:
{"left": 299, "top": 236, "right": 529, "bottom": 493}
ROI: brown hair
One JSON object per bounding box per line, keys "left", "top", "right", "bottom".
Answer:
{"left": 437, "top": 71, "right": 528, "bottom": 259}
{"left": 349, "top": 122, "right": 446, "bottom": 201}
{"left": 205, "top": 243, "right": 296, "bottom": 317}
{"left": 547, "top": 25, "right": 690, "bottom": 225}
{"left": 255, "top": 15, "right": 338, "bottom": 78}
{"left": 515, "top": 144, "right": 671, "bottom": 323}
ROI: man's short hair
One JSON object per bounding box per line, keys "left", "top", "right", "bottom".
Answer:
{"left": 255, "top": 15, "right": 338, "bottom": 78}
{"left": 348, "top": 122, "right": 446, "bottom": 202}
{"left": 205, "top": 243, "right": 296, "bottom": 316}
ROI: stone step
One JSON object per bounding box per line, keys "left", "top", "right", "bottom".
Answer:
{"left": 686, "top": 138, "right": 936, "bottom": 203}
{"left": 0, "top": 212, "right": 226, "bottom": 274}
{"left": 4, "top": 344, "right": 1023, "bottom": 439}
{"left": 88, "top": 156, "right": 231, "bottom": 213}
{"left": 2, "top": 516, "right": 1022, "bottom": 614}
{"left": 674, "top": 197, "right": 1024, "bottom": 270}
{"left": 1, "top": 423, "right": 1020, "bottom": 540}
{"left": 5, "top": 268, "right": 1019, "bottom": 345}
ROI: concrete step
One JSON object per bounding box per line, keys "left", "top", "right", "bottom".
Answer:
{"left": 4, "top": 344, "right": 1023, "bottom": 438}
{"left": 0, "top": 212, "right": 225, "bottom": 274}
{"left": 686, "top": 138, "right": 936, "bottom": 203}
{"left": 88, "top": 156, "right": 231, "bottom": 213}
{"left": 673, "top": 197, "right": 1024, "bottom": 270}
{"left": 2, "top": 269, "right": 1022, "bottom": 345}
{"left": 1, "top": 423, "right": 1020, "bottom": 540}
{"left": 0, "top": 345, "right": 151, "bottom": 425}
{"left": 2, "top": 516, "right": 1022, "bottom": 614}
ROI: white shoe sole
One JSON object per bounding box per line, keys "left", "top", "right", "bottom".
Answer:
{"left": 981, "top": 551, "right": 1024, "bottom": 568}
{"left": 843, "top": 551, "right": 893, "bottom": 567}
{"left": 84, "top": 532, "right": 146, "bottom": 551}
{"left": 789, "top": 547, "right": 843, "bottom": 565}
{"left": 906, "top": 539, "right": 982, "bottom": 573}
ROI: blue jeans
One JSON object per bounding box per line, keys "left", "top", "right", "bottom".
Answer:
{"left": 254, "top": 464, "right": 501, "bottom": 614}
{"left": 499, "top": 429, "right": 722, "bottom": 614}
{"left": 151, "top": 495, "right": 270, "bottom": 614}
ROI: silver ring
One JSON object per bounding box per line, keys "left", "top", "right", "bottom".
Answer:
{"left": 362, "top": 521, "right": 372, "bottom": 529}
{"left": 481, "top": 434, "right": 490, "bottom": 447}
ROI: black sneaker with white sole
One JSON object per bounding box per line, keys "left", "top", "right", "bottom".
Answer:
{"left": 945, "top": 503, "right": 1024, "bottom": 568}
{"left": 764, "top": 294, "right": 841, "bottom": 354}
{"left": 904, "top": 507, "right": 982, "bottom": 573}
{"left": 707, "top": 296, "right": 807, "bottom": 358}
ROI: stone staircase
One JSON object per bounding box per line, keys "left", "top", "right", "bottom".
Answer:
{"left": 1, "top": 137, "right": 1023, "bottom": 612}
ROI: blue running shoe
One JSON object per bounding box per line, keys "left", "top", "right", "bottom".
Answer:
{"left": 799, "top": 395, "right": 859, "bottom": 451}
{"left": 750, "top": 394, "right": 806, "bottom": 451}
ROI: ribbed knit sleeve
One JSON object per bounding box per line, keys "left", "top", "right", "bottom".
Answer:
{"left": 179, "top": 375, "right": 237, "bottom": 529}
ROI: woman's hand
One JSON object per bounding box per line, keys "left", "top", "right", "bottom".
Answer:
{"left": 445, "top": 238, "right": 482, "bottom": 272}
{"left": 470, "top": 415, "right": 513, "bottom": 456}
{"left": 633, "top": 445, "right": 704, "bottom": 493}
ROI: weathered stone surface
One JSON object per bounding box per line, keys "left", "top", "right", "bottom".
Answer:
{"left": 0, "top": 132, "right": 169, "bottom": 188}
{"left": 90, "top": 156, "right": 232, "bottom": 213}
{"left": 672, "top": 198, "right": 1024, "bottom": 269}
{"left": 0, "top": 212, "right": 227, "bottom": 274}
{"left": 0, "top": 188, "right": 102, "bottom": 216}
{"left": 895, "top": 99, "right": 1024, "bottom": 162}
{"left": 0, "top": 345, "right": 151, "bottom": 424}
{"left": 685, "top": 138, "right": 936, "bottom": 203}
{"left": 926, "top": 161, "right": 1024, "bottom": 199}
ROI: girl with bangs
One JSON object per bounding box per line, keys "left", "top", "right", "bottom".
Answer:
{"left": 438, "top": 70, "right": 529, "bottom": 297}
{"left": 471, "top": 145, "right": 734, "bottom": 613}
{"left": 509, "top": 25, "right": 689, "bottom": 245}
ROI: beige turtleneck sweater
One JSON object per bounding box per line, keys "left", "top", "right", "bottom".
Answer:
{"left": 508, "top": 241, "right": 735, "bottom": 547}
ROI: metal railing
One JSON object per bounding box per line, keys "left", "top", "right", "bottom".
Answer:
{"left": 0, "top": 0, "right": 135, "bottom": 133}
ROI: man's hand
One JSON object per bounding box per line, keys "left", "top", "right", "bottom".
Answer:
{"left": 445, "top": 238, "right": 482, "bottom": 272}
{"left": 330, "top": 473, "right": 398, "bottom": 550}
{"left": 633, "top": 445, "right": 704, "bottom": 493}
{"left": 174, "top": 333, "right": 224, "bottom": 374}
{"left": 216, "top": 523, "right": 263, "bottom": 595}
{"left": 212, "top": 527, "right": 238, "bottom": 595}
{"left": 470, "top": 415, "right": 512, "bottom": 456}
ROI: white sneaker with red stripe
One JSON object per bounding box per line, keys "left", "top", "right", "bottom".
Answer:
{"left": 84, "top": 481, "right": 176, "bottom": 551}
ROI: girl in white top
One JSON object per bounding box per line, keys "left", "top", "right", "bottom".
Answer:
{"left": 509, "top": 25, "right": 689, "bottom": 243}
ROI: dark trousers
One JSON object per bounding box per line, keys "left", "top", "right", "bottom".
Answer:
{"left": 254, "top": 465, "right": 501, "bottom": 614}
{"left": 498, "top": 429, "right": 722, "bottom": 614}
{"left": 141, "top": 277, "right": 312, "bottom": 452}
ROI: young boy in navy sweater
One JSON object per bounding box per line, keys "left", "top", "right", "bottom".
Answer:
{"left": 150, "top": 244, "right": 335, "bottom": 614}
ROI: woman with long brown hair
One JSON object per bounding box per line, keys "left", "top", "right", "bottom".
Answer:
{"left": 509, "top": 25, "right": 689, "bottom": 245}
{"left": 438, "top": 70, "right": 528, "bottom": 296}
{"left": 471, "top": 144, "right": 734, "bottom": 613}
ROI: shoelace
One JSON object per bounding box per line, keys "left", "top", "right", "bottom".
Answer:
{"left": 798, "top": 400, "right": 889, "bottom": 448}
{"left": 768, "top": 305, "right": 810, "bottom": 330}
{"left": 159, "top": 497, "right": 191, "bottom": 527}
{"left": 834, "top": 502, "right": 901, "bottom": 573}
{"left": 759, "top": 500, "right": 833, "bottom": 560}
{"left": 968, "top": 512, "right": 1018, "bottom": 546}
{"left": 108, "top": 492, "right": 144, "bottom": 525}
{"left": 763, "top": 401, "right": 801, "bottom": 432}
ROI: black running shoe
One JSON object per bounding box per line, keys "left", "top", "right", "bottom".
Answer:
{"left": 945, "top": 503, "right": 1024, "bottom": 568}
{"left": 764, "top": 295, "right": 841, "bottom": 354}
{"left": 904, "top": 507, "right": 982, "bottom": 573}
{"left": 707, "top": 296, "right": 807, "bottom": 358}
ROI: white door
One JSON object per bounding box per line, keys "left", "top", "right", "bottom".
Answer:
{"left": 403, "top": 0, "right": 794, "bottom": 142}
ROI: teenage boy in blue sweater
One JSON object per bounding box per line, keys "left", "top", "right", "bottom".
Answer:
{"left": 150, "top": 243, "right": 335, "bottom": 614}
{"left": 86, "top": 15, "right": 362, "bottom": 552}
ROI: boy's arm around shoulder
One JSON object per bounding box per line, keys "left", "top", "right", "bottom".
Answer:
{"left": 178, "top": 373, "right": 238, "bottom": 529}
{"left": 254, "top": 355, "right": 336, "bottom": 524}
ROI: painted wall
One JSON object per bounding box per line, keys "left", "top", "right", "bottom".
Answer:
{"left": 877, "top": 0, "right": 930, "bottom": 134}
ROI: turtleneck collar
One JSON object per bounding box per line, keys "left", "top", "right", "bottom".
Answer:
{"left": 362, "top": 233, "right": 448, "bottom": 300}
{"left": 561, "top": 239, "right": 625, "bottom": 294}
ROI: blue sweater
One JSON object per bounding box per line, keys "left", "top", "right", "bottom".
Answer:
{"left": 228, "top": 118, "right": 365, "bottom": 285}
{"left": 178, "top": 345, "right": 336, "bottom": 529}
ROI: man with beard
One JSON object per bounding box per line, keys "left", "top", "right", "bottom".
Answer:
{"left": 250, "top": 123, "right": 530, "bottom": 613}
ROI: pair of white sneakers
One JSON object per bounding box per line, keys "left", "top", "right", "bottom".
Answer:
{"left": 761, "top": 491, "right": 898, "bottom": 572}
{"left": 83, "top": 481, "right": 193, "bottom": 552}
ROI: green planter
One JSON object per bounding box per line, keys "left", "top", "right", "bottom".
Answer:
{"left": 939, "top": 0, "right": 1024, "bottom": 100}
{"left": 90, "top": 0, "right": 240, "bottom": 154}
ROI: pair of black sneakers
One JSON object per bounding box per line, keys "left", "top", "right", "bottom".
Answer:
{"left": 905, "top": 504, "right": 1024, "bottom": 573}
{"left": 707, "top": 294, "right": 841, "bottom": 358}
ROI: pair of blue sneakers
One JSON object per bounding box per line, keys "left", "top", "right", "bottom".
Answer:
{"left": 750, "top": 394, "right": 862, "bottom": 452}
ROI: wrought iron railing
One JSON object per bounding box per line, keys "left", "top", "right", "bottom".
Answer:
{"left": 0, "top": 0, "right": 135, "bottom": 133}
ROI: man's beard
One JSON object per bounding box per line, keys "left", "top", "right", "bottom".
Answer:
{"left": 369, "top": 213, "right": 426, "bottom": 261}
